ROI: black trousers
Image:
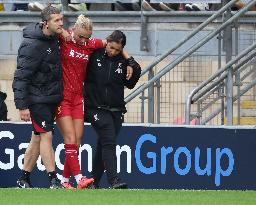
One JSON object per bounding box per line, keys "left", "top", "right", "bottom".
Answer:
{"left": 86, "top": 108, "right": 123, "bottom": 185}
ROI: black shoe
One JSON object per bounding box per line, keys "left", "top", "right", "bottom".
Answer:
{"left": 111, "top": 178, "right": 128, "bottom": 189}
{"left": 17, "top": 178, "right": 33, "bottom": 188}
{"left": 50, "top": 178, "right": 63, "bottom": 189}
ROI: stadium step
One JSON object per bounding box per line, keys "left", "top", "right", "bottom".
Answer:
{"left": 241, "top": 101, "right": 256, "bottom": 109}
{"left": 241, "top": 101, "right": 256, "bottom": 118}
{"left": 225, "top": 101, "right": 256, "bottom": 125}
{"left": 224, "top": 117, "right": 256, "bottom": 125}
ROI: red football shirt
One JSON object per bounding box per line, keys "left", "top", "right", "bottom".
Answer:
{"left": 59, "top": 31, "right": 103, "bottom": 95}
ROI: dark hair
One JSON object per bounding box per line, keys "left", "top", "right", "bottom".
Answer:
{"left": 41, "top": 4, "right": 61, "bottom": 22}
{"left": 106, "top": 30, "right": 126, "bottom": 48}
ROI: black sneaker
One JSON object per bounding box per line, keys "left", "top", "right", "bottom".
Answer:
{"left": 17, "top": 178, "right": 33, "bottom": 188}
{"left": 111, "top": 178, "right": 128, "bottom": 189}
{"left": 50, "top": 178, "right": 63, "bottom": 189}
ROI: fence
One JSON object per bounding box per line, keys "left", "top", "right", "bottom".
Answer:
{"left": 0, "top": 1, "right": 255, "bottom": 124}
{"left": 124, "top": 20, "right": 256, "bottom": 125}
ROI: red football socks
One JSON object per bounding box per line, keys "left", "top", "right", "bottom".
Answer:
{"left": 63, "top": 144, "right": 81, "bottom": 177}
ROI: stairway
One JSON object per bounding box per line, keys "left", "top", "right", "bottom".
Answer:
{"left": 225, "top": 101, "right": 256, "bottom": 125}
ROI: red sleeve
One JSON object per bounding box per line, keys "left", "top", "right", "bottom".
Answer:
{"left": 58, "top": 34, "right": 64, "bottom": 42}
{"left": 58, "top": 29, "right": 71, "bottom": 44}
{"left": 89, "top": 38, "right": 104, "bottom": 50}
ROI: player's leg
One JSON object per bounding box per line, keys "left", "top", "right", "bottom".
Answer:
{"left": 72, "top": 94, "right": 85, "bottom": 147}
{"left": 30, "top": 103, "right": 62, "bottom": 189}
{"left": 23, "top": 132, "right": 41, "bottom": 171}
{"left": 56, "top": 95, "right": 75, "bottom": 188}
{"left": 57, "top": 116, "right": 93, "bottom": 189}
{"left": 90, "top": 139, "right": 104, "bottom": 188}
{"left": 17, "top": 132, "right": 40, "bottom": 188}
{"left": 111, "top": 111, "right": 127, "bottom": 189}
{"left": 39, "top": 131, "right": 62, "bottom": 189}
{"left": 73, "top": 118, "right": 84, "bottom": 148}
{"left": 39, "top": 132, "right": 55, "bottom": 169}
{"left": 72, "top": 94, "right": 94, "bottom": 189}
{"left": 56, "top": 116, "right": 77, "bottom": 189}
{"left": 39, "top": 132, "right": 55, "bottom": 171}
{"left": 85, "top": 108, "right": 104, "bottom": 188}
{"left": 91, "top": 109, "right": 127, "bottom": 188}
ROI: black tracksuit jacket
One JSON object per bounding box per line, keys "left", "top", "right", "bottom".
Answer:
{"left": 84, "top": 48, "right": 141, "bottom": 113}
{"left": 12, "top": 23, "right": 63, "bottom": 110}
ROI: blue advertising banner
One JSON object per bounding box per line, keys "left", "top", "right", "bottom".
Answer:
{"left": 0, "top": 122, "right": 256, "bottom": 190}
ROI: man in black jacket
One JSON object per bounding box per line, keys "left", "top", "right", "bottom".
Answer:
{"left": 12, "top": 5, "right": 63, "bottom": 189}
{"left": 84, "top": 30, "right": 141, "bottom": 189}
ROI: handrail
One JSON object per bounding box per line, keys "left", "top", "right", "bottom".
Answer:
{"left": 125, "top": 0, "right": 256, "bottom": 104}
{"left": 191, "top": 44, "right": 256, "bottom": 104}
{"left": 185, "top": 43, "right": 256, "bottom": 124}
{"left": 193, "top": 50, "right": 256, "bottom": 103}
{"left": 201, "top": 79, "right": 256, "bottom": 125}
{"left": 239, "top": 64, "right": 255, "bottom": 82}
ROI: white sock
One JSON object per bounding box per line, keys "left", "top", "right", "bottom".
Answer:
{"left": 61, "top": 177, "right": 69, "bottom": 184}
{"left": 75, "top": 174, "right": 83, "bottom": 183}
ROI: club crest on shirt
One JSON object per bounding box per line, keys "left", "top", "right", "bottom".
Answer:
{"left": 41, "top": 121, "right": 46, "bottom": 128}
{"left": 69, "top": 49, "right": 89, "bottom": 60}
{"left": 115, "top": 63, "right": 123, "bottom": 74}
{"left": 46, "top": 48, "right": 52, "bottom": 54}
{"left": 94, "top": 114, "right": 99, "bottom": 121}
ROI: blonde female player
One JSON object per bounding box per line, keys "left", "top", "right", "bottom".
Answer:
{"left": 56, "top": 14, "right": 106, "bottom": 189}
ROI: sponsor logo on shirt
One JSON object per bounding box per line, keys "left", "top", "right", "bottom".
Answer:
{"left": 96, "top": 59, "right": 102, "bottom": 67}
{"left": 69, "top": 49, "right": 89, "bottom": 60}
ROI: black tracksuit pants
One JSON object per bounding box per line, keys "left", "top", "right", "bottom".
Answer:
{"left": 86, "top": 108, "right": 123, "bottom": 185}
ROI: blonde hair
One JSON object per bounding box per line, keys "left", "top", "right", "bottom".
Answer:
{"left": 74, "top": 14, "right": 92, "bottom": 30}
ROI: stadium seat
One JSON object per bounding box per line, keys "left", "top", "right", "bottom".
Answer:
{"left": 173, "top": 117, "right": 198, "bottom": 125}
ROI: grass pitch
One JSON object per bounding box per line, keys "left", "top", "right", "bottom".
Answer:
{"left": 0, "top": 188, "right": 256, "bottom": 205}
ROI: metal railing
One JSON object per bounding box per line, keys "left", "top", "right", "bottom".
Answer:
{"left": 1, "top": 1, "right": 256, "bottom": 123}
{"left": 185, "top": 42, "right": 256, "bottom": 124}
{"left": 125, "top": 0, "right": 256, "bottom": 124}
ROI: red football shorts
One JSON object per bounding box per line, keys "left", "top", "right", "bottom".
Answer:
{"left": 56, "top": 92, "right": 84, "bottom": 119}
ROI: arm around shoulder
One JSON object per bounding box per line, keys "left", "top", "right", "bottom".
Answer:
{"left": 125, "top": 56, "right": 141, "bottom": 89}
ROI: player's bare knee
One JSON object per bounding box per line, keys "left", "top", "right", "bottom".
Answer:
{"left": 63, "top": 132, "right": 77, "bottom": 144}
{"left": 31, "top": 133, "right": 41, "bottom": 143}
{"left": 40, "top": 131, "right": 53, "bottom": 141}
